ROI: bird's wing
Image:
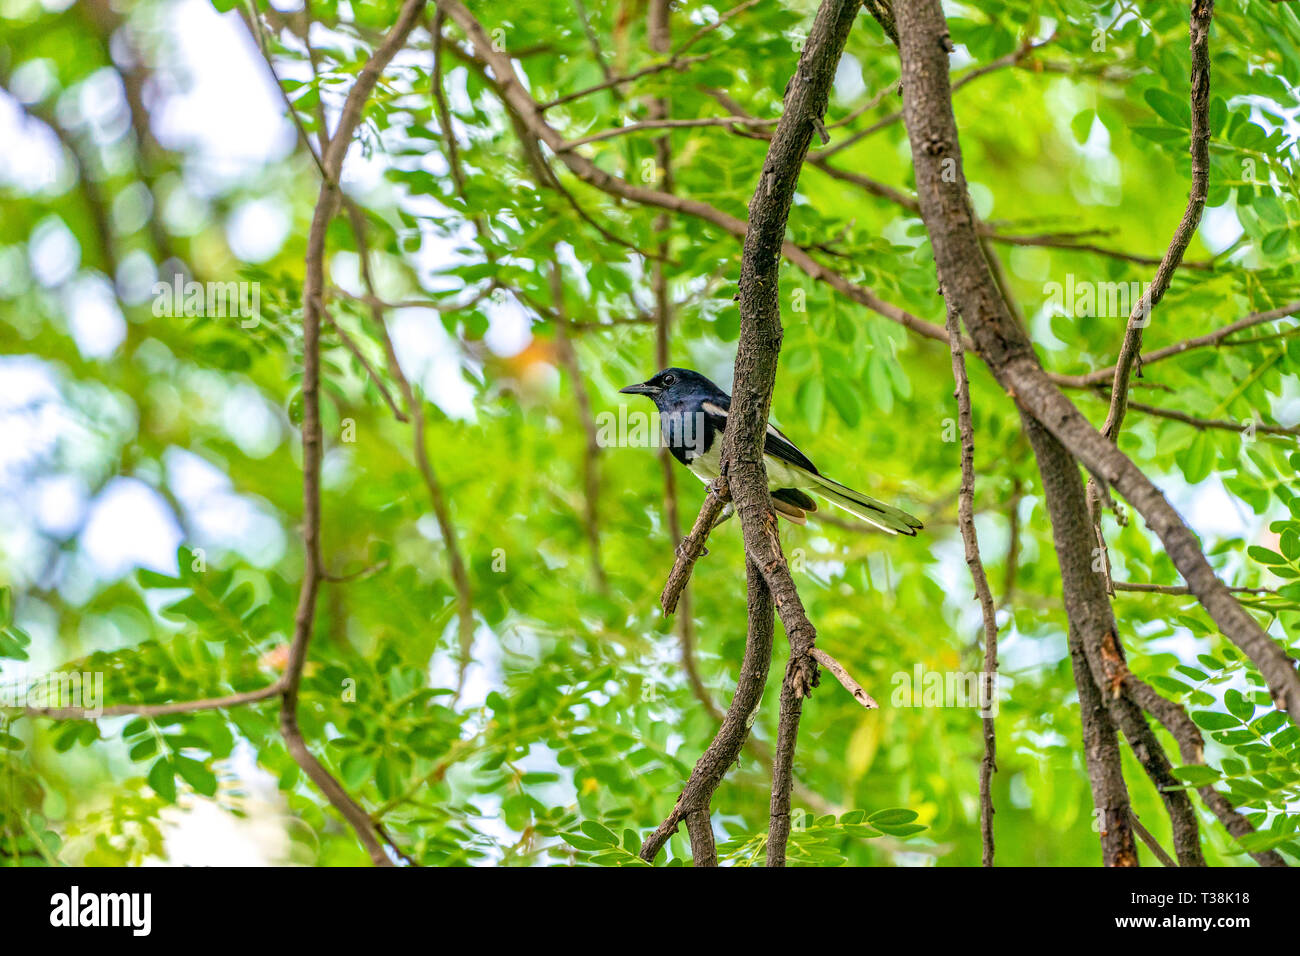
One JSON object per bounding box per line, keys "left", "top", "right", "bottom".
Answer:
{"left": 700, "top": 400, "right": 820, "bottom": 475}
{"left": 700, "top": 397, "right": 922, "bottom": 536}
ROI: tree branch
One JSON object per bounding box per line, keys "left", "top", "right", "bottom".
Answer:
{"left": 1116, "top": 662, "right": 1288, "bottom": 866}
{"left": 896, "top": 0, "right": 1144, "bottom": 866}
{"left": 282, "top": 0, "right": 429, "bottom": 867}
{"left": 433, "top": 3, "right": 951, "bottom": 346}
{"left": 1055, "top": 300, "right": 1300, "bottom": 389}
{"left": 943, "top": 302, "right": 1000, "bottom": 866}
{"left": 18, "top": 683, "right": 283, "bottom": 721}
{"left": 893, "top": 0, "right": 1300, "bottom": 727}
{"left": 1100, "top": 0, "right": 1215, "bottom": 443}
{"left": 645, "top": 0, "right": 720, "bottom": 724}
{"left": 538, "top": 54, "right": 714, "bottom": 111}
{"left": 549, "top": 259, "right": 609, "bottom": 593}
{"left": 639, "top": 555, "right": 775, "bottom": 863}
{"left": 807, "top": 647, "right": 877, "bottom": 708}
{"left": 894, "top": 0, "right": 1300, "bottom": 870}
{"left": 714, "top": 0, "right": 862, "bottom": 867}
{"left": 559, "top": 115, "right": 777, "bottom": 149}
{"left": 342, "top": 201, "right": 477, "bottom": 699}
{"left": 660, "top": 478, "right": 730, "bottom": 615}
{"left": 322, "top": 311, "right": 409, "bottom": 423}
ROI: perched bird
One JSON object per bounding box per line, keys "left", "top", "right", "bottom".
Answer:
{"left": 620, "top": 367, "right": 922, "bottom": 535}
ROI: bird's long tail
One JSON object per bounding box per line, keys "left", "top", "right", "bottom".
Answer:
{"left": 807, "top": 473, "right": 923, "bottom": 536}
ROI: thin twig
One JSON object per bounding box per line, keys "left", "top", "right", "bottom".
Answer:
{"left": 815, "top": 36, "right": 1053, "bottom": 160}
{"left": 1055, "top": 300, "right": 1300, "bottom": 388}
{"left": 943, "top": 301, "right": 1000, "bottom": 867}
{"left": 1122, "top": 399, "right": 1300, "bottom": 438}
{"left": 280, "top": 0, "right": 429, "bottom": 868}
{"left": 18, "top": 683, "right": 283, "bottom": 720}
{"left": 1128, "top": 810, "right": 1178, "bottom": 868}
{"left": 343, "top": 201, "right": 478, "bottom": 699}
{"left": 559, "top": 115, "right": 777, "bottom": 150}
{"left": 1100, "top": 1, "right": 1214, "bottom": 443}
{"left": 323, "top": 312, "right": 409, "bottom": 423}
{"left": 538, "top": 54, "right": 714, "bottom": 111}
{"left": 1113, "top": 581, "right": 1276, "bottom": 596}
{"left": 330, "top": 283, "right": 497, "bottom": 314}
{"left": 646, "top": 0, "right": 721, "bottom": 724}
{"left": 672, "top": 0, "right": 761, "bottom": 59}
{"left": 549, "top": 259, "right": 609, "bottom": 593}
{"left": 807, "top": 648, "right": 877, "bottom": 708}
{"left": 437, "top": 12, "right": 952, "bottom": 345}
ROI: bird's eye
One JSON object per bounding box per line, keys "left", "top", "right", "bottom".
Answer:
{"left": 662, "top": 374, "right": 676, "bottom": 386}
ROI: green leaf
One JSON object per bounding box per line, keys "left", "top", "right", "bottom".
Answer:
{"left": 1262, "top": 229, "right": 1290, "bottom": 258}
{"left": 622, "top": 828, "right": 642, "bottom": 855}
{"left": 128, "top": 738, "right": 158, "bottom": 761}
{"left": 579, "top": 821, "right": 618, "bottom": 847}
{"left": 1224, "top": 689, "right": 1254, "bottom": 722}
{"left": 340, "top": 753, "right": 376, "bottom": 790}
{"left": 137, "top": 568, "right": 184, "bottom": 589}
{"left": 148, "top": 758, "right": 177, "bottom": 802}
{"left": 868, "top": 808, "right": 919, "bottom": 826}
{"left": 561, "top": 833, "right": 606, "bottom": 852}
{"left": 1144, "top": 88, "right": 1191, "bottom": 128}
{"left": 1177, "top": 432, "right": 1215, "bottom": 484}
{"left": 1191, "top": 711, "right": 1241, "bottom": 731}
{"left": 174, "top": 755, "right": 218, "bottom": 797}
{"left": 1248, "top": 546, "right": 1287, "bottom": 567}
{"left": 1171, "top": 765, "right": 1221, "bottom": 787}
{"left": 826, "top": 377, "right": 861, "bottom": 428}
{"left": 873, "top": 823, "right": 926, "bottom": 837}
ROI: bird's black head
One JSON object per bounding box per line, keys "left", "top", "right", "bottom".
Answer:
{"left": 618, "top": 367, "right": 724, "bottom": 408}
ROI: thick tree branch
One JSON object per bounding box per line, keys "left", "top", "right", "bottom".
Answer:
{"left": 896, "top": 0, "right": 1145, "bottom": 866}
{"left": 892, "top": 0, "right": 1300, "bottom": 728}
{"left": 641, "top": 0, "right": 861, "bottom": 866}
{"left": 1114, "top": 660, "right": 1288, "bottom": 866}
{"left": 639, "top": 556, "right": 775, "bottom": 863}
{"left": 713, "top": 0, "right": 862, "bottom": 867}
{"left": 895, "top": 0, "right": 1300, "bottom": 869}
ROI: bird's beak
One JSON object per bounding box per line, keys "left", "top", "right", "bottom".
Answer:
{"left": 619, "top": 381, "right": 658, "bottom": 396}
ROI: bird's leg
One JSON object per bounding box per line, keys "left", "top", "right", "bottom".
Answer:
{"left": 709, "top": 501, "right": 735, "bottom": 531}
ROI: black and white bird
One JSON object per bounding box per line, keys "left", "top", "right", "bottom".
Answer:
{"left": 620, "top": 367, "right": 922, "bottom": 535}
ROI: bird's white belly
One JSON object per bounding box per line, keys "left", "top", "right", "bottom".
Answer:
{"left": 687, "top": 444, "right": 805, "bottom": 490}
{"left": 685, "top": 443, "right": 722, "bottom": 482}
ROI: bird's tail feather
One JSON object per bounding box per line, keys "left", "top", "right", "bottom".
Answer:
{"left": 807, "top": 474, "right": 923, "bottom": 536}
